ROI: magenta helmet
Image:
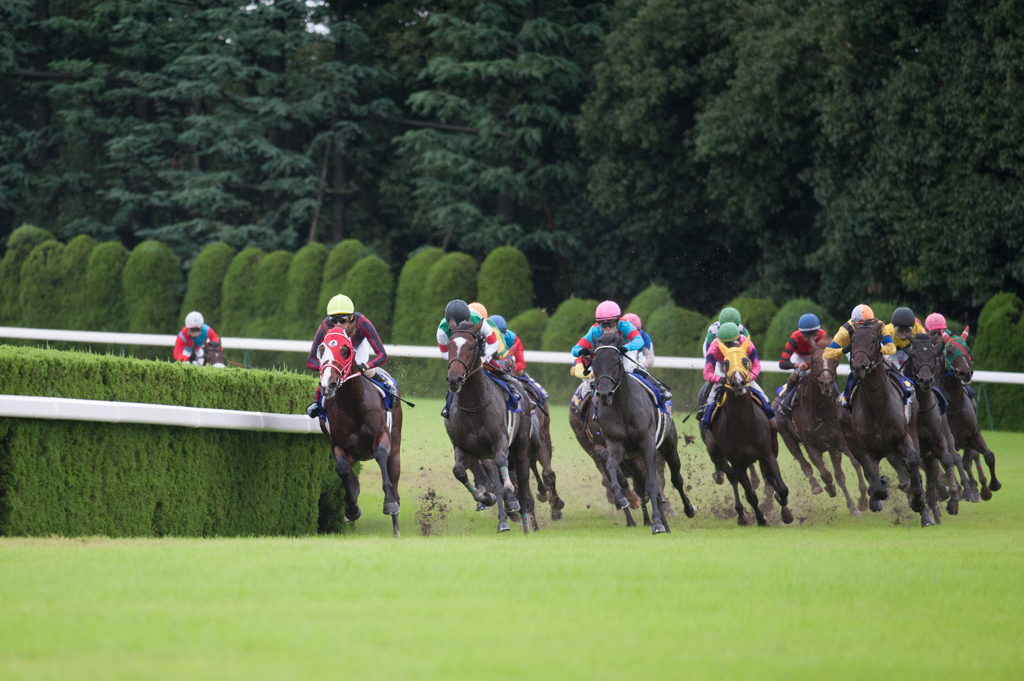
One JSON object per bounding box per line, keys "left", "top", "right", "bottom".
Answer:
{"left": 595, "top": 300, "right": 621, "bottom": 322}
{"left": 925, "top": 313, "right": 947, "bottom": 331}
{"left": 621, "top": 313, "right": 642, "bottom": 330}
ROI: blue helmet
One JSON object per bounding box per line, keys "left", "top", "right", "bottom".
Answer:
{"left": 489, "top": 315, "right": 508, "bottom": 334}
{"left": 798, "top": 313, "right": 820, "bottom": 332}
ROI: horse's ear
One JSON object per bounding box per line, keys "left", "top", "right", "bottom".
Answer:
{"left": 739, "top": 336, "right": 751, "bottom": 353}
{"left": 471, "top": 320, "right": 483, "bottom": 335}
{"left": 961, "top": 327, "right": 969, "bottom": 340}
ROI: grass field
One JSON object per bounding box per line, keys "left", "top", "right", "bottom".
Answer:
{"left": 2, "top": 399, "right": 1022, "bottom": 680}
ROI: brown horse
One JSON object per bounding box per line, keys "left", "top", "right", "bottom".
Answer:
{"left": 839, "top": 320, "right": 926, "bottom": 516}
{"left": 583, "top": 331, "right": 695, "bottom": 534}
{"left": 445, "top": 322, "right": 534, "bottom": 533}
{"left": 189, "top": 340, "right": 226, "bottom": 367}
{"left": 317, "top": 328, "right": 404, "bottom": 537}
{"left": 773, "top": 343, "right": 869, "bottom": 515}
{"left": 937, "top": 334, "right": 1001, "bottom": 501}
{"left": 705, "top": 338, "right": 794, "bottom": 526}
{"left": 523, "top": 387, "right": 566, "bottom": 521}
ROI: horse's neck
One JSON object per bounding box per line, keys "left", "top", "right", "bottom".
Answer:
{"left": 610, "top": 369, "right": 634, "bottom": 407}
{"left": 458, "top": 364, "right": 492, "bottom": 405}
{"left": 937, "top": 372, "right": 966, "bottom": 410}
{"left": 334, "top": 375, "right": 368, "bottom": 413}
{"left": 799, "top": 378, "right": 835, "bottom": 421}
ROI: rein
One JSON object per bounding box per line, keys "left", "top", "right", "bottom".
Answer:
{"left": 592, "top": 345, "right": 623, "bottom": 394}
{"left": 447, "top": 330, "right": 491, "bottom": 412}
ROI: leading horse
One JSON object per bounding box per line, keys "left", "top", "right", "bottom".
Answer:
{"left": 318, "top": 328, "right": 404, "bottom": 537}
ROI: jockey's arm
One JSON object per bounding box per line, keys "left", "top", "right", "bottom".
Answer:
{"left": 571, "top": 325, "right": 598, "bottom": 358}
{"left": 355, "top": 315, "right": 388, "bottom": 369}
{"left": 880, "top": 331, "right": 896, "bottom": 355}
{"left": 703, "top": 349, "right": 722, "bottom": 384}
{"left": 509, "top": 336, "right": 526, "bottom": 373}
{"left": 306, "top": 322, "right": 327, "bottom": 370}
{"left": 748, "top": 345, "right": 762, "bottom": 381}
{"left": 822, "top": 325, "right": 851, "bottom": 360}
{"left": 619, "top": 320, "right": 644, "bottom": 353}
{"left": 436, "top": 324, "right": 451, "bottom": 360}
{"left": 173, "top": 331, "right": 191, "bottom": 362}
{"left": 479, "top": 321, "right": 502, "bottom": 367}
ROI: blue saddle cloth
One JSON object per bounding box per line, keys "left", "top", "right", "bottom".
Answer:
{"left": 838, "top": 371, "right": 914, "bottom": 411}
{"left": 932, "top": 386, "right": 948, "bottom": 416}
{"left": 521, "top": 374, "right": 549, "bottom": 408}
{"left": 628, "top": 373, "right": 672, "bottom": 415}
{"left": 366, "top": 369, "right": 398, "bottom": 411}
{"left": 485, "top": 372, "right": 523, "bottom": 414}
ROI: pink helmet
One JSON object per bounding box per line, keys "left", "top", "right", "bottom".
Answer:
{"left": 621, "top": 313, "right": 642, "bottom": 330}
{"left": 595, "top": 300, "right": 621, "bottom": 322}
{"left": 925, "top": 313, "right": 947, "bottom": 331}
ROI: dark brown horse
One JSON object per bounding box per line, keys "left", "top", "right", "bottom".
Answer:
{"left": 773, "top": 343, "right": 869, "bottom": 515}
{"left": 189, "top": 340, "right": 226, "bottom": 367}
{"left": 904, "top": 334, "right": 961, "bottom": 522}
{"left": 317, "top": 328, "right": 404, "bottom": 537}
{"left": 937, "top": 334, "right": 1001, "bottom": 501}
{"left": 705, "top": 338, "right": 794, "bottom": 526}
{"left": 525, "top": 393, "right": 566, "bottom": 521}
{"left": 839, "top": 320, "right": 926, "bottom": 516}
{"left": 445, "top": 322, "right": 534, "bottom": 533}
{"left": 583, "top": 331, "right": 695, "bottom": 534}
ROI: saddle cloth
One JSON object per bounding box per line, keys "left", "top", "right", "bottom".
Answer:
{"left": 570, "top": 376, "right": 670, "bottom": 449}
{"left": 365, "top": 369, "right": 399, "bottom": 411}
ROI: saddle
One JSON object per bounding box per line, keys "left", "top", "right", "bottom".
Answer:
{"left": 704, "top": 387, "right": 774, "bottom": 429}
{"left": 570, "top": 377, "right": 670, "bottom": 449}
{"left": 364, "top": 368, "right": 399, "bottom": 411}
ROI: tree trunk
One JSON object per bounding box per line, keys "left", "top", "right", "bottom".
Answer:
{"left": 332, "top": 137, "right": 345, "bottom": 243}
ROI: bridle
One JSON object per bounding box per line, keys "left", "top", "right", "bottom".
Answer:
{"left": 318, "top": 332, "right": 356, "bottom": 396}
{"left": 592, "top": 344, "right": 624, "bottom": 395}
{"left": 850, "top": 325, "right": 885, "bottom": 387}
{"left": 942, "top": 337, "right": 972, "bottom": 377}
{"left": 446, "top": 328, "right": 491, "bottom": 412}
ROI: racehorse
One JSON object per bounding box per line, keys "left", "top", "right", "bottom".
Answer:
{"left": 705, "top": 337, "right": 794, "bottom": 526}
{"left": 773, "top": 342, "right": 869, "bottom": 515}
{"left": 839, "top": 320, "right": 926, "bottom": 516}
{"left": 445, "top": 321, "right": 534, "bottom": 533}
{"left": 583, "top": 330, "right": 695, "bottom": 534}
{"left": 904, "top": 334, "right": 961, "bottom": 522}
{"left": 189, "top": 339, "right": 226, "bottom": 367}
{"left": 317, "top": 328, "right": 404, "bottom": 537}
{"left": 526, "top": 403, "right": 566, "bottom": 521}
{"left": 937, "top": 333, "right": 1001, "bottom": 501}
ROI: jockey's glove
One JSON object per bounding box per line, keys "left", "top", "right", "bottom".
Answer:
{"left": 357, "top": 363, "right": 368, "bottom": 373}
{"left": 571, "top": 363, "right": 590, "bottom": 379}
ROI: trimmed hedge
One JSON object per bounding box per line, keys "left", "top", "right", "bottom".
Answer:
{"left": 123, "top": 240, "right": 182, "bottom": 336}
{"left": 246, "top": 251, "right": 293, "bottom": 367}
{"left": 220, "top": 247, "right": 264, "bottom": 336}
{"left": 19, "top": 240, "right": 65, "bottom": 329}
{"left": 85, "top": 241, "right": 129, "bottom": 332}
{"left": 538, "top": 297, "right": 598, "bottom": 402}
{"left": 0, "top": 345, "right": 342, "bottom": 536}
{"left": 317, "top": 239, "right": 368, "bottom": 318}
{"left": 393, "top": 247, "right": 444, "bottom": 343}
{"left": 0, "top": 225, "right": 53, "bottom": 325}
{"left": 344, "top": 255, "right": 394, "bottom": 340}
{"left": 507, "top": 308, "right": 549, "bottom": 350}
{"left": 285, "top": 242, "right": 329, "bottom": 340}
{"left": 61, "top": 235, "right": 97, "bottom": 331}
{"left": 626, "top": 284, "right": 674, "bottom": 326}
{"left": 423, "top": 252, "right": 478, "bottom": 342}
{"left": 974, "top": 293, "right": 1024, "bottom": 431}
{"left": 477, "top": 246, "right": 533, "bottom": 321}
{"left": 180, "top": 242, "right": 234, "bottom": 329}
{"left": 725, "top": 297, "right": 777, "bottom": 351}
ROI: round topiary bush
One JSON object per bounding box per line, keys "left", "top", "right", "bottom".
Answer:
{"left": 220, "top": 248, "right": 264, "bottom": 337}
{"left": 537, "top": 297, "right": 599, "bottom": 401}
{"left": 393, "top": 247, "right": 445, "bottom": 344}
{"left": 422, "top": 252, "right": 478, "bottom": 343}
{"left": 974, "top": 293, "right": 1024, "bottom": 431}
{"left": 317, "top": 239, "right": 368, "bottom": 319}
{"left": 19, "top": 240, "right": 66, "bottom": 329}
{"left": 507, "top": 308, "right": 549, "bottom": 350}
{"left": 122, "top": 241, "right": 182, "bottom": 358}
{"left": 180, "top": 242, "right": 234, "bottom": 329}
{"left": 61, "top": 235, "right": 97, "bottom": 331}
{"left": 0, "top": 224, "right": 54, "bottom": 325}
{"left": 85, "top": 241, "right": 129, "bottom": 332}
{"left": 245, "top": 251, "right": 293, "bottom": 339}
{"left": 477, "top": 246, "right": 533, "bottom": 321}
{"left": 343, "top": 255, "right": 395, "bottom": 340}
{"left": 285, "top": 242, "right": 329, "bottom": 339}
{"left": 764, "top": 298, "right": 838, "bottom": 364}
{"left": 626, "top": 284, "right": 674, "bottom": 326}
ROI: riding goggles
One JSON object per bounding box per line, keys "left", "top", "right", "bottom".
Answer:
{"left": 329, "top": 314, "right": 352, "bottom": 326}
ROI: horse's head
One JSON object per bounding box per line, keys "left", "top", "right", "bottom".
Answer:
{"left": 592, "top": 330, "right": 625, "bottom": 406}
{"left": 850, "top": 319, "right": 884, "bottom": 380}
{"left": 907, "top": 332, "right": 943, "bottom": 391}
{"left": 318, "top": 328, "right": 354, "bottom": 399}
{"left": 721, "top": 337, "right": 752, "bottom": 395}
{"left": 943, "top": 333, "right": 973, "bottom": 384}
{"left": 811, "top": 340, "right": 837, "bottom": 398}
{"left": 446, "top": 321, "right": 483, "bottom": 393}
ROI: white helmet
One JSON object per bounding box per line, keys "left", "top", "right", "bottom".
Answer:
{"left": 185, "top": 311, "right": 205, "bottom": 329}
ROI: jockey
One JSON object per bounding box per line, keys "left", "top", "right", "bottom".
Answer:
{"left": 621, "top": 313, "right": 655, "bottom": 369}
{"left": 883, "top": 307, "right": 926, "bottom": 370}
{"left": 702, "top": 307, "right": 749, "bottom": 357}
{"left": 824, "top": 304, "right": 896, "bottom": 409}
{"left": 489, "top": 314, "right": 548, "bottom": 408}
{"left": 438, "top": 299, "right": 514, "bottom": 417}
{"left": 776, "top": 313, "right": 829, "bottom": 414}
{"left": 305, "top": 294, "right": 389, "bottom": 418}
{"left": 174, "top": 311, "right": 220, "bottom": 363}
{"left": 924, "top": 312, "right": 969, "bottom": 342}
{"left": 700, "top": 322, "right": 773, "bottom": 430}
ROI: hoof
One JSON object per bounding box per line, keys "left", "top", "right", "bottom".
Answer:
{"left": 383, "top": 501, "right": 400, "bottom": 516}
{"left": 551, "top": 509, "right": 563, "bottom": 521}
{"left": 652, "top": 523, "right": 667, "bottom": 534}
{"left": 344, "top": 505, "right": 362, "bottom": 523}
{"left": 981, "top": 486, "right": 993, "bottom": 501}
{"left": 811, "top": 482, "right": 824, "bottom": 495}
{"left": 615, "top": 495, "right": 629, "bottom": 510}
{"left": 628, "top": 494, "right": 641, "bottom": 510}
{"left": 971, "top": 491, "right": 981, "bottom": 503}
{"left": 713, "top": 471, "right": 725, "bottom": 485}
{"left": 946, "top": 500, "right": 959, "bottom": 515}
{"left": 869, "top": 499, "right": 883, "bottom": 513}
{"left": 849, "top": 507, "right": 861, "bottom": 516}
{"left": 497, "top": 521, "right": 511, "bottom": 532}
{"left": 875, "top": 489, "right": 889, "bottom": 501}
{"left": 990, "top": 479, "right": 1002, "bottom": 492}
{"left": 858, "top": 498, "right": 870, "bottom": 512}
{"left": 482, "top": 492, "right": 498, "bottom": 507}
{"left": 476, "top": 501, "right": 487, "bottom": 512}
{"left": 553, "top": 497, "right": 565, "bottom": 511}
{"left": 781, "top": 507, "right": 794, "bottom": 524}
{"left": 910, "top": 496, "right": 925, "bottom": 513}
{"left": 684, "top": 505, "right": 696, "bottom": 519}
{"left": 505, "top": 497, "right": 521, "bottom": 513}
{"left": 737, "top": 513, "right": 748, "bottom": 526}
{"left": 536, "top": 490, "right": 548, "bottom": 503}
{"left": 921, "top": 512, "right": 934, "bottom": 528}
{"left": 756, "top": 515, "right": 768, "bottom": 527}
{"left": 825, "top": 483, "right": 837, "bottom": 498}
{"left": 937, "top": 484, "right": 950, "bottom": 502}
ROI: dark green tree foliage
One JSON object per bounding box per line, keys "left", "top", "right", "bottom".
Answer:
{"left": 180, "top": 243, "right": 235, "bottom": 329}
{"left": 725, "top": 297, "right": 778, "bottom": 351}
{"left": 85, "top": 241, "right": 130, "bottom": 332}
{"left": 392, "top": 248, "right": 444, "bottom": 344}
{"left": 973, "top": 293, "right": 1024, "bottom": 431}
{"left": 0, "top": 225, "right": 54, "bottom": 325}
{"left": 422, "top": 252, "right": 478, "bottom": 342}
{"left": 220, "top": 248, "right": 265, "bottom": 337}
{"left": 539, "top": 297, "right": 598, "bottom": 400}
{"left": 61, "top": 235, "right": 98, "bottom": 331}
{"left": 246, "top": 251, "right": 293, "bottom": 340}
{"left": 284, "top": 243, "right": 329, "bottom": 340}
{"left": 477, "top": 246, "right": 533, "bottom": 321}
{"left": 318, "top": 239, "right": 368, "bottom": 318}
{"left": 18, "top": 240, "right": 65, "bottom": 329}
{"left": 122, "top": 240, "right": 182, "bottom": 336}
{"left": 626, "top": 285, "right": 674, "bottom": 327}
{"left": 507, "top": 308, "right": 549, "bottom": 350}
{"left": 343, "top": 255, "right": 395, "bottom": 340}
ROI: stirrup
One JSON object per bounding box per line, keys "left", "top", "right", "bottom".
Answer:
{"left": 305, "top": 401, "right": 320, "bottom": 419}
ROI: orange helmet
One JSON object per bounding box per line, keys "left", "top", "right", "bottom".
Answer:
{"left": 468, "top": 302, "right": 488, "bottom": 319}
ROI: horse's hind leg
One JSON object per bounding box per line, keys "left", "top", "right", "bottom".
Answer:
{"left": 736, "top": 467, "right": 765, "bottom": 526}
{"left": 829, "top": 449, "right": 860, "bottom": 516}
{"left": 334, "top": 448, "right": 362, "bottom": 523}
{"left": 662, "top": 446, "right": 696, "bottom": 519}
{"left": 975, "top": 430, "right": 1000, "bottom": 495}
{"left": 531, "top": 458, "right": 547, "bottom": 502}
{"left": 846, "top": 448, "right": 870, "bottom": 512}
{"left": 748, "top": 464, "right": 760, "bottom": 491}
{"left": 485, "top": 460, "right": 511, "bottom": 533}
{"left": 963, "top": 450, "right": 981, "bottom": 502}
{"left": 761, "top": 452, "right": 794, "bottom": 525}
{"left": 645, "top": 447, "right": 669, "bottom": 534}
{"left": 781, "top": 425, "right": 823, "bottom": 495}
{"left": 807, "top": 446, "right": 836, "bottom": 497}
{"left": 374, "top": 438, "right": 400, "bottom": 518}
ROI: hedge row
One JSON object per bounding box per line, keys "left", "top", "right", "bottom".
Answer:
{"left": 0, "top": 345, "right": 343, "bottom": 536}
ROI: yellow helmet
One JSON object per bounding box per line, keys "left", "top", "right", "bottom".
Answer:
{"left": 327, "top": 294, "right": 354, "bottom": 316}
{"left": 469, "top": 302, "right": 488, "bottom": 318}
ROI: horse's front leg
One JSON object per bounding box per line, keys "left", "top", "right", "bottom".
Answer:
{"left": 643, "top": 438, "right": 668, "bottom": 534}
{"left": 828, "top": 449, "right": 860, "bottom": 516}
{"left": 899, "top": 434, "right": 926, "bottom": 514}
{"left": 975, "top": 431, "right": 1000, "bottom": 495}
{"left": 495, "top": 445, "right": 521, "bottom": 515}
{"left": 661, "top": 445, "right": 696, "bottom": 519}
{"left": 512, "top": 441, "right": 534, "bottom": 534}
{"left": 452, "top": 448, "right": 497, "bottom": 509}
{"left": 334, "top": 446, "right": 362, "bottom": 523}
{"left": 601, "top": 444, "right": 629, "bottom": 510}
{"left": 484, "top": 460, "right": 511, "bottom": 533}
{"left": 374, "top": 433, "right": 400, "bottom": 518}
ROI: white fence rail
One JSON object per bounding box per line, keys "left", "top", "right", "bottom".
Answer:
{"left": 1, "top": 326, "right": 1023, "bottom": 384}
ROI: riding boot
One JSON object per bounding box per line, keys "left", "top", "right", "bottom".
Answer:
{"left": 779, "top": 372, "right": 800, "bottom": 414}
{"left": 441, "top": 391, "right": 453, "bottom": 418}
{"left": 305, "top": 401, "right": 320, "bottom": 419}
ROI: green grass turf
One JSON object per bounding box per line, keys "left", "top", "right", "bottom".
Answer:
{"left": 1, "top": 399, "right": 1022, "bottom": 680}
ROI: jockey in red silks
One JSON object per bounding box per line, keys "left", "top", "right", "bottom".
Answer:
{"left": 174, "top": 311, "right": 220, "bottom": 362}
{"left": 776, "top": 313, "right": 829, "bottom": 414}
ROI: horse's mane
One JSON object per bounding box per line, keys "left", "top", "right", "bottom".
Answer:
{"left": 597, "top": 329, "right": 623, "bottom": 346}
{"left": 455, "top": 320, "right": 478, "bottom": 332}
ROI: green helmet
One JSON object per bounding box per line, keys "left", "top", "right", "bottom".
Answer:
{"left": 717, "top": 322, "right": 741, "bottom": 342}
{"left": 719, "top": 307, "right": 742, "bottom": 325}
